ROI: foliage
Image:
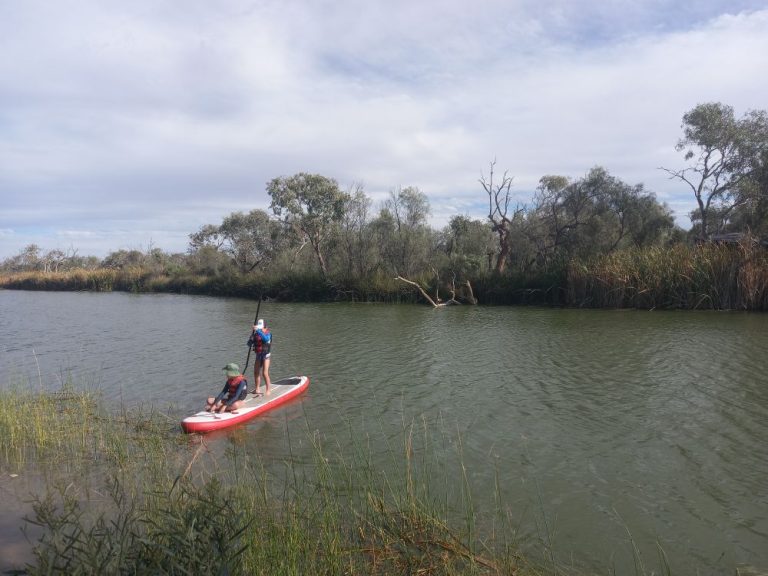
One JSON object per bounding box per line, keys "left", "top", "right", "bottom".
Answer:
{"left": 189, "top": 209, "right": 286, "bottom": 273}
{"left": 267, "top": 173, "right": 350, "bottom": 278}
{"left": 4, "top": 102, "right": 768, "bottom": 309}
{"left": 662, "top": 102, "right": 768, "bottom": 239}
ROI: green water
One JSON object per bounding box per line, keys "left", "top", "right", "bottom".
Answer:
{"left": 1, "top": 290, "right": 767, "bottom": 574}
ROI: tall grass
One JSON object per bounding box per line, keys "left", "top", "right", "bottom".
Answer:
{"left": 1, "top": 385, "right": 545, "bottom": 575}
{"left": 566, "top": 242, "right": 768, "bottom": 310}
{"left": 0, "top": 384, "right": 180, "bottom": 473}
{"left": 4, "top": 242, "right": 768, "bottom": 310}
{"left": 1, "top": 383, "right": 697, "bottom": 575}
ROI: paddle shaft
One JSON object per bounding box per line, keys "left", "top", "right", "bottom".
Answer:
{"left": 242, "top": 296, "right": 263, "bottom": 373}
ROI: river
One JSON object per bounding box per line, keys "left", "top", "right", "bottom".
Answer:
{"left": 1, "top": 290, "right": 767, "bottom": 574}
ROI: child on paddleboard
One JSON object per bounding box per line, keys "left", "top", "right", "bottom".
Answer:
{"left": 247, "top": 318, "right": 272, "bottom": 396}
{"left": 206, "top": 363, "right": 248, "bottom": 413}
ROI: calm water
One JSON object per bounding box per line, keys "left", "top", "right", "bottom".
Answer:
{"left": 1, "top": 290, "right": 767, "bottom": 573}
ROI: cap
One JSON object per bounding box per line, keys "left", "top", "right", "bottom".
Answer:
{"left": 223, "top": 362, "right": 241, "bottom": 377}
{"left": 255, "top": 319, "right": 265, "bottom": 330}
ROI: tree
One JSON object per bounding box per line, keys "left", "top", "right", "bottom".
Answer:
{"left": 338, "top": 184, "right": 376, "bottom": 280}
{"left": 188, "top": 224, "right": 225, "bottom": 252}
{"left": 726, "top": 148, "right": 768, "bottom": 236}
{"left": 218, "top": 210, "right": 281, "bottom": 273}
{"left": 2, "top": 244, "right": 43, "bottom": 272}
{"left": 267, "top": 173, "right": 349, "bottom": 278}
{"left": 529, "top": 168, "right": 675, "bottom": 267}
{"left": 442, "top": 215, "right": 494, "bottom": 275}
{"left": 102, "top": 249, "right": 146, "bottom": 269}
{"left": 661, "top": 102, "right": 768, "bottom": 240}
{"left": 381, "top": 186, "right": 432, "bottom": 277}
{"left": 480, "top": 160, "right": 524, "bottom": 274}
{"left": 189, "top": 210, "right": 283, "bottom": 274}
{"left": 187, "top": 245, "right": 234, "bottom": 276}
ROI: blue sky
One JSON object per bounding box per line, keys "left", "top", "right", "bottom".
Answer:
{"left": 1, "top": 0, "right": 767, "bottom": 259}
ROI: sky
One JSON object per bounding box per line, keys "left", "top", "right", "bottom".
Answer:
{"left": 1, "top": 0, "right": 768, "bottom": 259}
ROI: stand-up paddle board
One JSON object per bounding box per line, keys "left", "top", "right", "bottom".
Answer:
{"left": 181, "top": 376, "right": 309, "bottom": 433}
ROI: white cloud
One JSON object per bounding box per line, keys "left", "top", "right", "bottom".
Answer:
{"left": 1, "top": 1, "right": 767, "bottom": 257}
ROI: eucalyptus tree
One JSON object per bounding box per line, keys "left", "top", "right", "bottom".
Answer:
{"left": 337, "top": 184, "right": 377, "bottom": 280}
{"left": 380, "top": 186, "right": 432, "bottom": 277}
{"left": 480, "top": 160, "right": 525, "bottom": 274}
{"left": 529, "top": 167, "right": 674, "bottom": 267}
{"left": 188, "top": 209, "right": 281, "bottom": 274}
{"left": 188, "top": 224, "right": 225, "bottom": 252}
{"left": 42, "top": 249, "right": 66, "bottom": 272}
{"left": 218, "top": 209, "right": 283, "bottom": 273}
{"left": 102, "top": 249, "right": 146, "bottom": 269}
{"left": 267, "top": 173, "right": 349, "bottom": 278}
{"left": 442, "top": 215, "right": 495, "bottom": 275}
{"left": 726, "top": 149, "right": 768, "bottom": 236}
{"left": 20, "top": 244, "right": 43, "bottom": 271}
{"left": 186, "top": 245, "right": 235, "bottom": 276}
{"left": 661, "top": 102, "right": 768, "bottom": 240}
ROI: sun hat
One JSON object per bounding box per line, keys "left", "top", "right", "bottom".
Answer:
{"left": 255, "top": 319, "right": 265, "bottom": 330}
{"left": 223, "top": 362, "right": 241, "bottom": 377}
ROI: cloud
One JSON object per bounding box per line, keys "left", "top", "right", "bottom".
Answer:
{"left": 1, "top": 1, "right": 767, "bottom": 257}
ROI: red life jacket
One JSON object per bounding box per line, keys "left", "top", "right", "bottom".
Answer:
{"left": 254, "top": 328, "right": 271, "bottom": 354}
{"left": 227, "top": 375, "right": 245, "bottom": 397}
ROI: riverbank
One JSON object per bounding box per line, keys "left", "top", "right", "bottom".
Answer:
{"left": 2, "top": 241, "right": 768, "bottom": 309}
{"left": 0, "top": 385, "right": 541, "bottom": 575}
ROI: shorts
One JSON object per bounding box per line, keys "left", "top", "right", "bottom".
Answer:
{"left": 256, "top": 352, "right": 271, "bottom": 361}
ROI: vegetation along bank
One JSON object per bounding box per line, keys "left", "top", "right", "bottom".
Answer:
{"left": 2, "top": 101, "right": 767, "bottom": 310}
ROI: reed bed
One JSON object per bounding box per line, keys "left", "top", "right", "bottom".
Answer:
{"left": 566, "top": 242, "right": 768, "bottom": 310}
{"left": 4, "top": 242, "right": 768, "bottom": 310}
{"left": 0, "top": 385, "right": 551, "bottom": 575}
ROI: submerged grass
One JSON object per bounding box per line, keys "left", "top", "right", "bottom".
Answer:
{"left": 1, "top": 385, "right": 543, "bottom": 576}
{"left": 1, "top": 384, "right": 694, "bottom": 575}
{"left": 0, "top": 384, "right": 179, "bottom": 474}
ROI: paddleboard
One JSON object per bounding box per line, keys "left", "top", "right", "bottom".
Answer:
{"left": 181, "top": 376, "right": 309, "bottom": 433}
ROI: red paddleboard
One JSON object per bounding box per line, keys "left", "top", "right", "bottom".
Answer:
{"left": 181, "top": 376, "right": 309, "bottom": 433}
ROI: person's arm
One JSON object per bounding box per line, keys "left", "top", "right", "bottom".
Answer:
{"left": 213, "top": 383, "right": 228, "bottom": 406}
{"left": 257, "top": 329, "right": 271, "bottom": 344}
{"left": 225, "top": 380, "right": 247, "bottom": 407}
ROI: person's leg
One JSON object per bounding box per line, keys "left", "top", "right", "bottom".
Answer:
{"left": 227, "top": 400, "right": 243, "bottom": 411}
{"left": 263, "top": 356, "right": 271, "bottom": 394}
{"left": 253, "top": 357, "right": 263, "bottom": 394}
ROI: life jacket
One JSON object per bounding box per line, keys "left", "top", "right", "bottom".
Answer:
{"left": 227, "top": 375, "right": 245, "bottom": 397}
{"left": 253, "top": 328, "right": 271, "bottom": 355}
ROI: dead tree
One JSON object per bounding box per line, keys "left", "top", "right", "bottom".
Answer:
{"left": 395, "top": 274, "right": 477, "bottom": 308}
{"left": 480, "top": 160, "right": 525, "bottom": 274}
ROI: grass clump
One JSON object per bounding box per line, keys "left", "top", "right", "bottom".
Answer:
{"left": 0, "top": 383, "right": 180, "bottom": 474}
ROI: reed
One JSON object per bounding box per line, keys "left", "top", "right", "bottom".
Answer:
{"left": 3, "top": 384, "right": 688, "bottom": 575}
{"left": 0, "top": 383, "right": 180, "bottom": 475}
{"left": 566, "top": 241, "right": 768, "bottom": 310}
{"left": 3, "top": 386, "right": 543, "bottom": 575}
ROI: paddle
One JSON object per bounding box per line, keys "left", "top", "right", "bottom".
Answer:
{"left": 242, "top": 294, "right": 263, "bottom": 374}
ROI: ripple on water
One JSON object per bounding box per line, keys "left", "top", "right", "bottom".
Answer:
{"left": 2, "top": 296, "right": 768, "bottom": 573}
